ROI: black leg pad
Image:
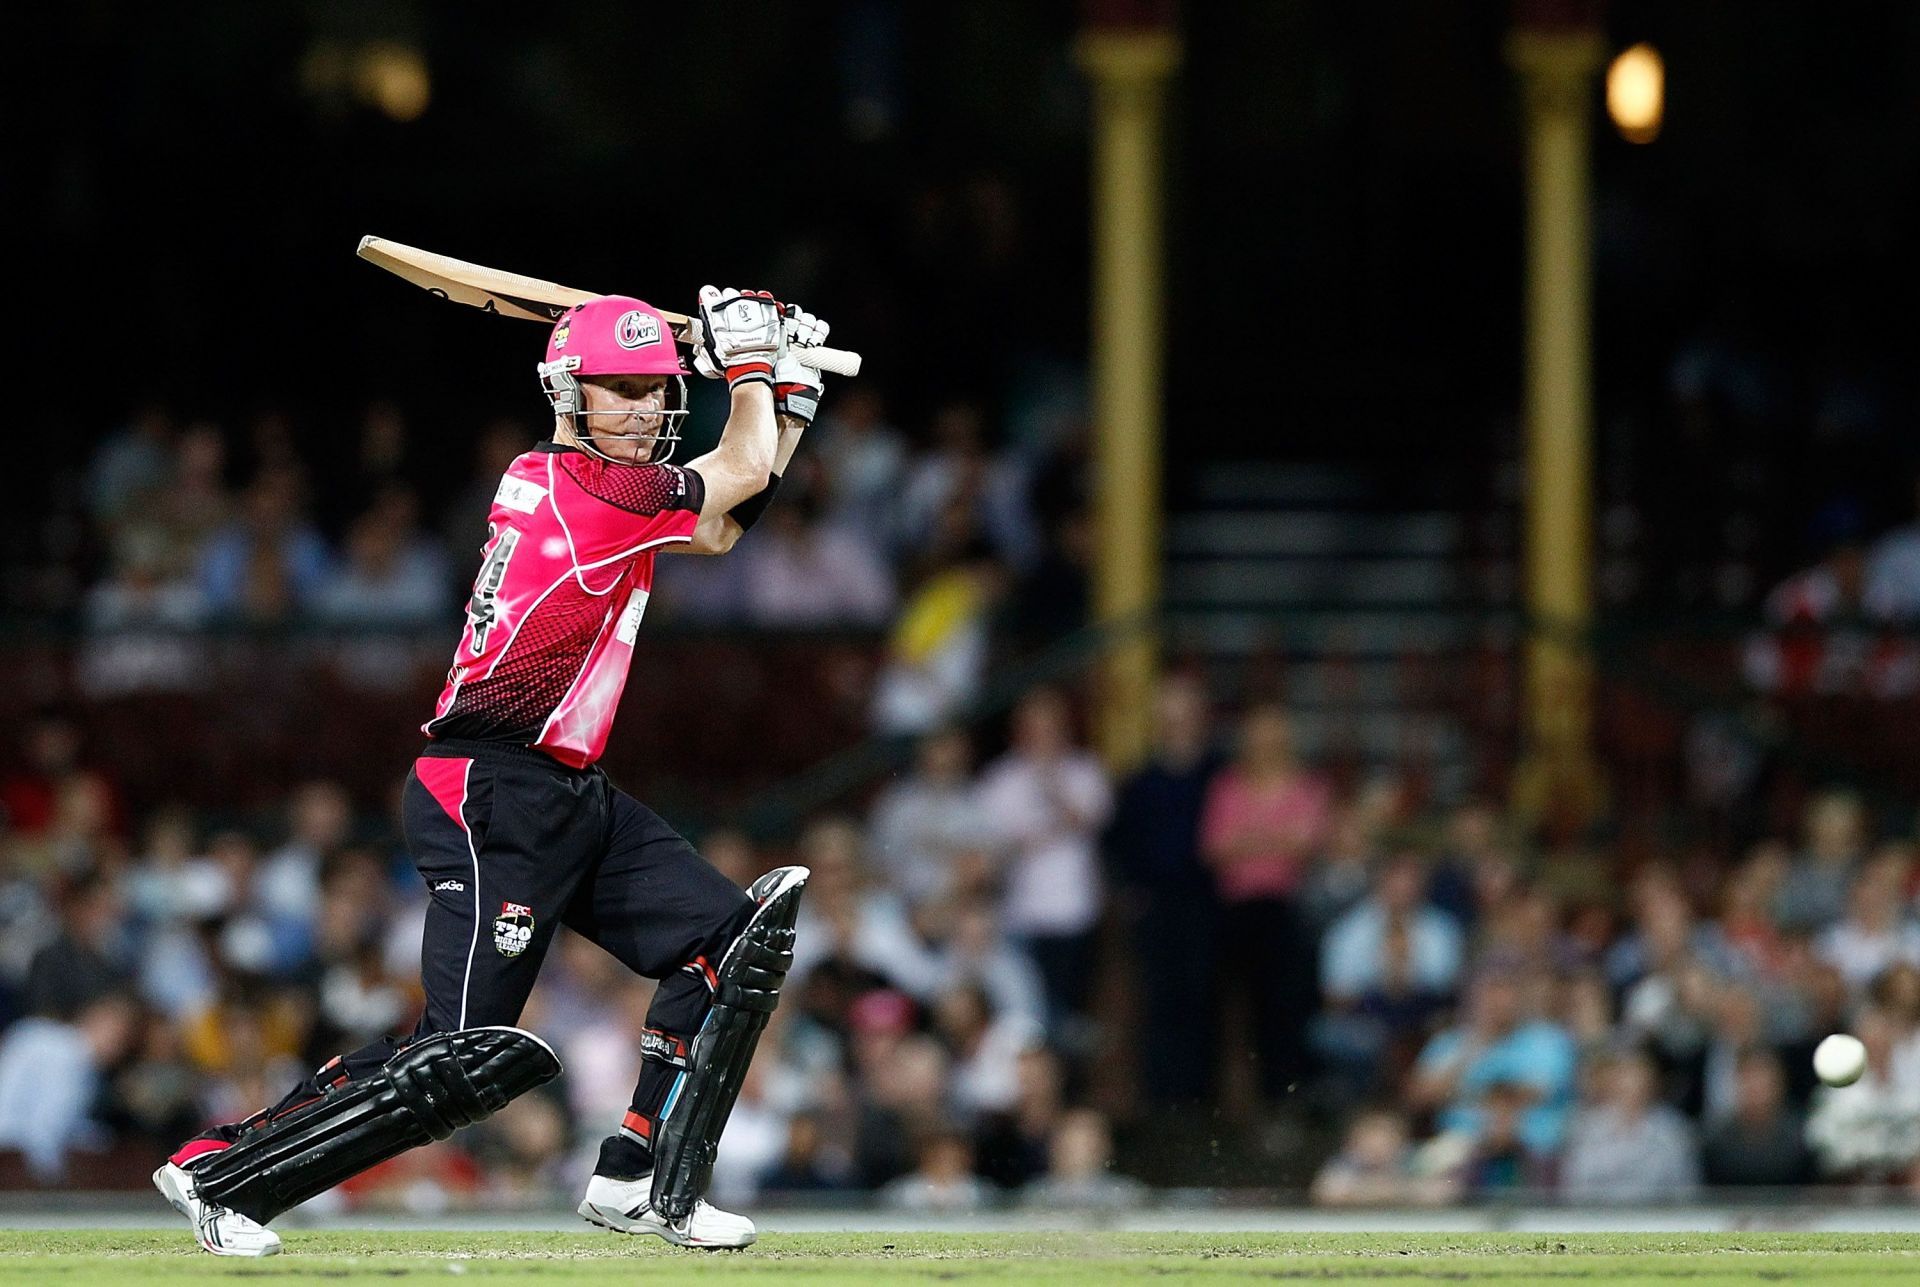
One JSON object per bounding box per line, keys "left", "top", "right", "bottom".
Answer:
{"left": 189, "top": 1026, "right": 561, "bottom": 1224}
{"left": 650, "top": 865, "right": 807, "bottom": 1222}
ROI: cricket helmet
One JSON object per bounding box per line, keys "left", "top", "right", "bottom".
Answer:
{"left": 536, "top": 295, "right": 691, "bottom": 463}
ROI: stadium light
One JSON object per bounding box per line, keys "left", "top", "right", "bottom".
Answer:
{"left": 354, "top": 42, "right": 431, "bottom": 122}
{"left": 1606, "top": 42, "right": 1663, "bottom": 143}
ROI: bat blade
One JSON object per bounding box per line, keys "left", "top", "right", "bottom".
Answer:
{"left": 356, "top": 236, "right": 613, "bottom": 324}
{"left": 356, "top": 235, "right": 861, "bottom": 377}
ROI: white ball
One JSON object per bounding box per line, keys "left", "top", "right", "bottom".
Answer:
{"left": 1813, "top": 1033, "right": 1867, "bottom": 1088}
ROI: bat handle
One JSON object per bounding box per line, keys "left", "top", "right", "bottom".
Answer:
{"left": 797, "top": 346, "right": 862, "bottom": 378}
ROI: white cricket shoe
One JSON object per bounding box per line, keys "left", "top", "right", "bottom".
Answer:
{"left": 152, "top": 1162, "right": 283, "bottom": 1257}
{"left": 577, "top": 1173, "right": 756, "bottom": 1249}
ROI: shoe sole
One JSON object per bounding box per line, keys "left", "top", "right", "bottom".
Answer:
{"left": 576, "top": 1199, "right": 754, "bottom": 1249}
{"left": 152, "top": 1165, "right": 281, "bottom": 1257}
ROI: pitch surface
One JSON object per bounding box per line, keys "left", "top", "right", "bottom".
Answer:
{"left": 4, "top": 1231, "right": 1919, "bottom": 1282}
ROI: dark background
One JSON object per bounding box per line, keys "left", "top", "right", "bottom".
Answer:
{"left": 12, "top": 1, "right": 1920, "bottom": 573}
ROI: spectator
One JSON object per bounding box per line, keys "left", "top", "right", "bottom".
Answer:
{"left": 310, "top": 847, "right": 411, "bottom": 1050}
{"left": 0, "top": 710, "right": 122, "bottom": 844}
{"left": 870, "top": 540, "right": 1007, "bottom": 733}
{"left": 1744, "top": 538, "right": 1907, "bottom": 697}
{"left": 759, "top": 1110, "right": 854, "bottom": 1196}
{"left": 879, "top": 1125, "right": 992, "bottom": 1212}
{"left": 1426, "top": 799, "right": 1512, "bottom": 931}
{"left": 1020, "top": 1109, "right": 1145, "bottom": 1210}
{"left": 1454, "top": 1078, "right": 1554, "bottom": 1194}
{"left": 1718, "top": 846, "right": 1794, "bottom": 983}
{"left": 83, "top": 529, "right": 208, "bottom": 633}
{"left": 196, "top": 466, "right": 331, "bottom": 622}
{"left": 1321, "top": 853, "right": 1466, "bottom": 1003}
{"left": 925, "top": 897, "right": 1047, "bottom": 1031}
{"left": 868, "top": 727, "right": 987, "bottom": 905}
{"left": 851, "top": 1031, "right": 950, "bottom": 1188}
{"left": 736, "top": 476, "right": 895, "bottom": 627}
{"left": 973, "top": 688, "right": 1112, "bottom": 1032}
{"left": 1865, "top": 472, "right": 1920, "bottom": 621}
{"left": 311, "top": 493, "right": 452, "bottom": 625}
{"left": 1607, "top": 876, "right": 1738, "bottom": 995}
{"left": 1316, "top": 854, "right": 1465, "bottom": 1090}
{"left": 149, "top": 422, "right": 233, "bottom": 576}
{"left": 973, "top": 1045, "right": 1065, "bottom": 1189}
{"left": 1311, "top": 1108, "right": 1456, "bottom": 1207}
{"left": 1106, "top": 673, "right": 1222, "bottom": 1105}
{"left": 0, "top": 995, "right": 140, "bottom": 1181}
{"left": 1701, "top": 1049, "right": 1815, "bottom": 1187}
{"left": 1201, "top": 704, "right": 1332, "bottom": 1096}
{"left": 258, "top": 781, "right": 354, "bottom": 931}
{"left": 464, "top": 1090, "right": 571, "bottom": 1206}
{"left": 1817, "top": 857, "right": 1920, "bottom": 995}
{"left": 198, "top": 830, "right": 312, "bottom": 979}
{"left": 811, "top": 385, "right": 907, "bottom": 540}
{"left": 86, "top": 401, "right": 173, "bottom": 529}
{"left": 1559, "top": 1048, "right": 1701, "bottom": 1202}
{"left": 787, "top": 816, "right": 931, "bottom": 997}
{"left": 933, "top": 983, "right": 1041, "bottom": 1119}
{"left": 1775, "top": 791, "right": 1869, "bottom": 933}
{"left": 1686, "top": 981, "right": 1769, "bottom": 1123}
{"left": 24, "top": 869, "right": 132, "bottom": 1020}
{"left": 1409, "top": 969, "right": 1577, "bottom": 1156}
{"left": 894, "top": 400, "right": 1036, "bottom": 570}
{"left": 1298, "top": 801, "right": 1382, "bottom": 934}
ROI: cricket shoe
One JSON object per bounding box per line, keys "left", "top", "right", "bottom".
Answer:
{"left": 577, "top": 1173, "right": 756, "bottom": 1249}
{"left": 152, "top": 1161, "right": 282, "bottom": 1257}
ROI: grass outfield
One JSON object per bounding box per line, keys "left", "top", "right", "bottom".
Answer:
{"left": 3, "top": 1232, "right": 1920, "bottom": 1283}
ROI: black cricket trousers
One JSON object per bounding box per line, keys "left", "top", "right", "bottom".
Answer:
{"left": 403, "top": 741, "right": 753, "bottom": 1040}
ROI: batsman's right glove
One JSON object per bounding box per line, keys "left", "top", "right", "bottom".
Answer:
{"left": 773, "top": 304, "right": 830, "bottom": 425}
{"left": 694, "top": 286, "right": 785, "bottom": 391}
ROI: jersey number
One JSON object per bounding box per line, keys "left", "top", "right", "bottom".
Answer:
{"left": 467, "top": 526, "right": 521, "bottom": 655}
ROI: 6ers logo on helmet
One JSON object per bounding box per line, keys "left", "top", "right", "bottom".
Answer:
{"left": 494, "top": 901, "right": 535, "bottom": 957}
{"left": 616, "top": 310, "right": 661, "bottom": 349}
{"left": 551, "top": 320, "right": 571, "bottom": 350}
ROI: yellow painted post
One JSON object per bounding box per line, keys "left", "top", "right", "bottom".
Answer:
{"left": 1076, "top": 28, "right": 1180, "bottom": 771}
{"left": 1507, "top": 25, "right": 1607, "bottom": 830}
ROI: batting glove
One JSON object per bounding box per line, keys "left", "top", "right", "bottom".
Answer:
{"left": 694, "top": 286, "right": 785, "bottom": 390}
{"left": 774, "top": 304, "right": 830, "bottom": 425}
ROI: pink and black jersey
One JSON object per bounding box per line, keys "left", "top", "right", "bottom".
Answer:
{"left": 425, "top": 442, "right": 704, "bottom": 767}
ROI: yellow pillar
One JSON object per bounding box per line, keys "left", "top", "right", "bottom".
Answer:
{"left": 1507, "top": 26, "right": 1607, "bottom": 831}
{"left": 1076, "top": 28, "right": 1180, "bottom": 770}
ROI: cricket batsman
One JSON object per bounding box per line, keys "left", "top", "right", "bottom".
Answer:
{"left": 152, "top": 287, "right": 829, "bottom": 1255}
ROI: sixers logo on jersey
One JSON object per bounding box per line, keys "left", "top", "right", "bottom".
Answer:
{"left": 616, "top": 309, "right": 661, "bottom": 349}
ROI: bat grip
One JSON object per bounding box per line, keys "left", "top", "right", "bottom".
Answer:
{"left": 796, "top": 346, "right": 862, "bottom": 378}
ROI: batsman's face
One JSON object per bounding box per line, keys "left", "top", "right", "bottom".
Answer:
{"left": 581, "top": 375, "right": 669, "bottom": 463}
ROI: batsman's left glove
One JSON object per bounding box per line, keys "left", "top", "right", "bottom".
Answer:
{"left": 693, "top": 286, "right": 785, "bottom": 390}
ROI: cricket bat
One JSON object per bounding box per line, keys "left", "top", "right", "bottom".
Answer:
{"left": 356, "top": 235, "right": 863, "bottom": 377}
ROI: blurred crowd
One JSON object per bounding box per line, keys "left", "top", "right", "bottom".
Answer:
{"left": 44, "top": 388, "right": 1092, "bottom": 735}
{"left": 11, "top": 663, "right": 1920, "bottom": 1211}
{"left": 50, "top": 388, "right": 1089, "bottom": 626}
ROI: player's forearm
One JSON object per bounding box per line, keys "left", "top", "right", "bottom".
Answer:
{"left": 771, "top": 414, "right": 807, "bottom": 475}
{"left": 721, "top": 383, "right": 779, "bottom": 483}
